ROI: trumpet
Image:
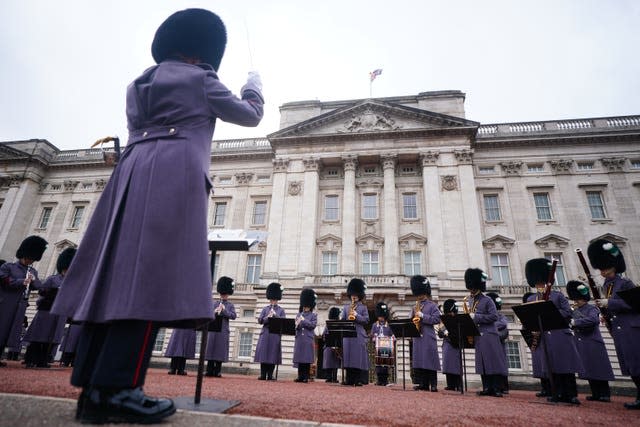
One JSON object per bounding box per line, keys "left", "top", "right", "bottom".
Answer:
{"left": 348, "top": 299, "right": 357, "bottom": 321}
{"left": 412, "top": 299, "right": 422, "bottom": 332}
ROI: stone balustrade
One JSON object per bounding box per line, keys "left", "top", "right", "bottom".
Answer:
{"left": 477, "top": 115, "right": 640, "bottom": 137}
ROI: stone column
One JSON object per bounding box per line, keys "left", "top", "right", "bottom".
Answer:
{"left": 298, "top": 158, "right": 320, "bottom": 277}
{"left": 0, "top": 176, "right": 40, "bottom": 260}
{"left": 455, "top": 149, "right": 485, "bottom": 269}
{"left": 420, "top": 151, "right": 446, "bottom": 276}
{"left": 381, "top": 154, "right": 399, "bottom": 274}
{"left": 341, "top": 155, "right": 358, "bottom": 275}
{"left": 263, "top": 158, "right": 289, "bottom": 281}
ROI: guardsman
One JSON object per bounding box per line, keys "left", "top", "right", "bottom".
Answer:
{"left": 205, "top": 276, "right": 237, "bottom": 377}
{"left": 341, "top": 278, "right": 369, "bottom": 386}
{"left": 410, "top": 275, "right": 441, "bottom": 392}
{"left": 293, "top": 288, "right": 318, "bottom": 383}
{"left": 254, "top": 282, "right": 285, "bottom": 381}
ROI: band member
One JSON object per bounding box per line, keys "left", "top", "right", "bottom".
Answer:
{"left": 465, "top": 268, "right": 507, "bottom": 398}
{"left": 322, "top": 307, "right": 341, "bottom": 383}
{"left": 23, "top": 248, "right": 75, "bottom": 368}
{"left": 341, "top": 278, "right": 369, "bottom": 386}
{"left": 486, "top": 292, "right": 509, "bottom": 394}
{"left": 437, "top": 299, "right": 461, "bottom": 391}
{"left": 410, "top": 275, "right": 440, "bottom": 392}
{"left": 255, "top": 282, "right": 285, "bottom": 381}
{"left": 164, "top": 328, "right": 196, "bottom": 376}
{"left": 371, "top": 302, "right": 394, "bottom": 386}
{"left": 521, "top": 291, "right": 550, "bottom": 396}
{"left": 293, "top": 288, "right": 318, "bottom": 383}
{"left": 525, "top": 258, "right": 581, "bottom": 405}
{"left": 566, "top": 280, "right": 614, "bottom": 402}
{"left": 588, "top": 240, "right": 640, "bottom": 410}
{"left": 0, "top": 236, "right": 47, "bottom": 366}
{"left": 205, "top": 276, "right": 237, "bottom": 377}
{"left": 50, "top": 8, "right": 263, "bottom": 424}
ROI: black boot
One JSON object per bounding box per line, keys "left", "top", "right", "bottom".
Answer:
{"left": 428, "top": 370, "right": 438, "bottom": 392}
{"left": 214, "top": 361, "right": 222, "bottom": 377}
{"left": 266, "top": 364, "right": 276, "bottom": 381}
{"left": 176, "top": 357, "right": 187, "bottom": 375}
{"left": 258, "top": 364, "right": 266, "bottom": 380}
{"left": 79, "top": 387, "right": 176, "bottom": 424}
{"left": 624, "top": 377, "right": 640, "bottom": 410}
{"left": 205, "top": 360, "right": 215, "bottom": 377}
{"left": 536, "top": 378, "right": 551, "bottom": 397}
{"left": 168, "top": 357, "right": 177, "bottom": 375}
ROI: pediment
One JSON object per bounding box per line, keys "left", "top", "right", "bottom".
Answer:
{"left": 534, "top": 234, "right": 570, "bottom": 249}
{"left": 268, "top": 100, "right": 479, "bottom": 140}
{"left": 398, "top": 233, "right": 428, "bottom": 249}
{"left": 54, "top": 239, "right": 78, "bottom": 249}
{"left": 589, "top": 233, "right": 627, "bottom": 247}
{"left": 482, "top": 234, "right": 515, "bottom": 249}
{"left": 316, "top": 233, "right": 342, "bottom": 244}
{"left": 0, "top": 144, "right": 28, "bottom": 160}
{"left": 356, "top": 233, "right": 385, "bottom": 244}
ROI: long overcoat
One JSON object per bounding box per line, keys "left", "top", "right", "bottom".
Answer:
{"left": 293, "top": 311, "right": 317, "bottom": 365}
{"left": 164, "top": 328, "right": 197, "bottom": 359}
{"left": 471, "top": 293, "right": 508, "bottom": 376}
{"left": 23, "top": 274, "right": 66, "bottom": 344}
{"left": 341, "top": 302, "right": 369, "bottom": 370}
{"left": 572, "top": 303, "right": 614, "bottom": 381}
{"left": 411, "top": 299, "right": 441, "bottom": 371}
{"left": 205, "top": 300, "right": 237, "bottom": 362}
{"left": 322, "top": 325, "right": 341, "bottom": 370}
{"left": 254, "top": 304, "right": 286, "bottom": 364}
{"left": 51, "top": 60, "right": 263, "bottom": 326}
{"left": 604, "top": 275, "right": 640, "bottom": 376}
{"left": 0, "top": 262, "right": 40, "bottom": 348}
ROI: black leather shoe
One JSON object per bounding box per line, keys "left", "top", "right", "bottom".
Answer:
{"left": 80, "top": 388, "right": 176, "bottom": 424}
{"left": 294, "top": 378, "right": 308, "bottom": 383}
{"left": 176, "top": 371, "right": 187, "bottom": 376}
{"left": 430, "top": 386, "right": 438, "bottom": 392}
{"left": 477, "top": 390, "right": 491, "bottom": 396}
{"left": 563, "top": 397, "right": 581, "bottom": 405}
{"left": 444, "top": 386, "right": 456, "bottom": 391}
{"left": 624, "top": 400, "right": 640, "bottom": 410}
{"left": 585, "top": 395, "right": 598, "bottom": 401}
{"left": 167, "top": 370, "right": 176, "bottom": 375}
{"left": 492, "top": 391, "right": 503, "bottom": 398}
{"left": 546, "top": 396, "right": 561, "bottom": 403}
{"left": 258, "top": 376, "right": 266, "bottom": 380}
{"left": 536, "top": 390, "right": 551, "bottom": 397}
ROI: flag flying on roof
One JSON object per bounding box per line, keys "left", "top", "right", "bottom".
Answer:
{"left": 369, "top": 68, "right": 383, "bottom": 82}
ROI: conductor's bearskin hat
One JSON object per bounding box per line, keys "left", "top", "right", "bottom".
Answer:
{"left": 216, "top": 276, "right": 235, "bottom": 295}
{"left": 525, "top": 258, "right": 551, "bottom": 287}
{"left": 16, "top": 236, "right": 48, "bottom": 261}
{"left": 464, "top": 268, "right": 487, "bottom": 292}
{"left": 566, "top": 280, "right": 591, "bottom": 302}
{"left": 152, "top": 8, "right": 227, "bottom": 71}
{"left": 410, "top": 275, "right": 431, "bottom": 296}
{"left": 587, "top": 239, "right": 626, "bottom": 274}
{"left": 346, "top": 278, "right": 366, "bottom": 300}
{"left": 299, "top": 288, "right": 317, "bottom": 312}
{"left": 56, "top": 248, "right": 76, "bottom": 274}
{"left": 266, "top": 282, "right": 283, "bottom": 301}
{"left": 375, "top": 302, "right": 390, "bottom": 319}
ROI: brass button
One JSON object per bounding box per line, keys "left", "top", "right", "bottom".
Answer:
{"left": 169, "top": 128, "right": 175, "bottom": 134}
{"left": 143, "top": 131, "right": 148, "bottom": 137}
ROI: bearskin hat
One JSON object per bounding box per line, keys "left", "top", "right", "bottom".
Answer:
{"left": 216, "top": 276, "right": 235, "bottom": 295}
{"left": 566, "top": 280, "right": 591, "bottom": 301}
{"left": 464, "top": 268, "right": 487, "bottom": 292}
{"left": 522, "top": 292, "right": 535, "bottom": 304}
{"left": 56, "top": 248, "right": 76, "bottom": 274}
{"left": 0, "top": 259, "right": 5, "bottom": 267}
{"left": 587, "top": 239, "right": 626, "bottom": 274}
{"left": 299, "top": 288, "right": 317, "bottom": 311}
{"left": 266, "top": 282, "right": 283, "bottom": 300}
{"left": 486, "top": 292, "right": 503, "bottom": 310}
{"left": 347, "top": 278, "right": 366, "bottom": 300}
{"left": 16, "top": 236, "right": 48, "bottom": 261}
{"left": 152, "top": 9, "right": 227, "bottom": 71}
{"left": 410, "top": 275, "right": 431, "bottom": 296}
{"left": 525, "top": 258, "right": 551, "bottom": 287}
{"left": 442, "top": 299, "right": 458, "bottom": 314}
{"left": 375, "top": 302, "right": 390, "bottom": 319}
{"left": 328, "top": 307, "right": 341, "bottom": 320}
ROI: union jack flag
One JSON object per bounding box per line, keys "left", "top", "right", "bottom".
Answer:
{"left": 369, "top": 68, "right": 383, "bottom": 82}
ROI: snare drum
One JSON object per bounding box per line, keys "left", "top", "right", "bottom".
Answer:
{"left": 375, "top": 336, "right": 395, "bottom": 366}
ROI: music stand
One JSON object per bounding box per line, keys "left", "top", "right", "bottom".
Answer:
{"left": 326, "top": 320, "right": 357, "bottom": 384}
{"left": 267, "top": 317, "right": 296, "bottom": 380}
{"left": 512, "top": 301, "right": 568, "bottom": 400}
{"left": 441, "top": 314, "right": 479, "bottom": 394}
{"left": 388, "top": 320, "right": 421, "bottom": 391}
{"left": 617, "top": 287, "right": 640, "bottom": 314}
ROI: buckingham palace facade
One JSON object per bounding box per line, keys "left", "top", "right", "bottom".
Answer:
{"left": 1, "top": 90, "right": 639, "bottom": 384}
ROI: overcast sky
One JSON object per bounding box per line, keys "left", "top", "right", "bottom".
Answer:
{"left": 1, "top": 0, "right": 639, "bottom": 150}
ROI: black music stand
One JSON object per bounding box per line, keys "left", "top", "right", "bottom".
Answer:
{"left": 267, "top": 317, "right": 296, "bottom": 380}
{"left": 388, "top": 320, "right": 421, "bottom": 391}
{"left": 441, "top": 314, "right": 479, "bottom": 394}
{"left": 513, "top": 301, "right": 568, "bottom": 401}
{"left": 617, "top": 287, "right": 640, "bottom": 313}
{"left": 326, "top": 320, "right": 357, "bottom": 384}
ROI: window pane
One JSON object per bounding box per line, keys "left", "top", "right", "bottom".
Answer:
{"left": 246, "top": 254, "right": 262, "bottom": 283}
{"left": 253, "top": 201, "right": 266, "bottom": 224}
{"left": 545, "top": 253, "right": 566, "bottom": 286}
{"left": 533, "top": 193, "right": 552, "bottom": 220}
{"left": 490, "top": 253, "right": 511, "bottom": 286}
{"left": 506, "top": 341, "right": 521, "bottom": 369}
{"left": 212, "top": 254, "right": 220, "bottom": 282}
{"left": 71, "top": 206, "right": 85, "bottom": 228}
{"left": 39, "top": 207, "right": 52, "bottom": 229}
{"left": 362, "top": 251, "right": 379, "bottom": 274}
{"left": 586, "top": 191, "right": 606, "bottom": 219}
{"left": 404, "top": 251, "right": 421, "bottom": 276}
{"left": 324, "top": 196, "right": 339, "bottom": 221}
{"left": 403, "top": 194, "right": 417, "bottom": 219}
{"left": 154, "top": 328, "right": 166, "bottom": 352}
{"left": 322, "top": 251, "right": 338, "bottom": 275}
{"left": 239, "top": 332, "right": 253, "bottom": 357}
{"left": 362, "top": 194, "right": 377, "bottom": 219}
{"left": 483, "top": 195, "right": 501, "bottom": 221}
{"left": 214, "top": 202, "right": 227, "bottom": 226}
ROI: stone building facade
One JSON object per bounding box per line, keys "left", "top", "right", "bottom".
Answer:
{"left": 1, "top": 90, "right": 639, "bottom": 384}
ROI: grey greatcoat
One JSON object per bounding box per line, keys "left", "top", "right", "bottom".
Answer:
{"left": 470, "top": 293, "right": 508, "bottom": 376}
{"left": 410, "top": 299, "right": 441, "bottom": 371}
{"left": 604, "top": 275, "right": 640, "bottom": 376}
{"left": 0, "top": 262, "right": 41, "bottom": 348}
{"left": 205, "top": 300, "right": 237, "bottom": 362}
{"left": 341, "top": 302, "right": 369, "bottom": 370}
{"left": 51, "top": 60, "right": 263, "bottom": 326}
{"left": 293, "top": 311, "right": 317, "bottom": 365}
{"left": 254, "top": 305, "right": 286, "bottom": 365}
{"left": 164, "top": 328, "right": 197, "bottom": 359}
{"left": 23, "top": 274, "right": 66, "bottom": 344}
{"left": 572, "top": 303, "right": 615, "bottom": 381}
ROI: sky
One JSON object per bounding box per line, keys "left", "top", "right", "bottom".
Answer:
{"left": 1, "top": 0, "right": 639, "bottom": 150}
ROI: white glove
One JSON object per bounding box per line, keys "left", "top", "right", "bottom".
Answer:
{"left": 570, "top": 319, "right": 576, "bottom": 327}
{"left": 247, "top": 71, "right": 263, "bottom": 92}
{"left": 469, "top": 313, "right": 475, "bottom": 320}
{"left": 596, "top": 298, "right": 609, "bottom": 308}
{"left": 417, "top": 311, "right": 424, "bottom": 318}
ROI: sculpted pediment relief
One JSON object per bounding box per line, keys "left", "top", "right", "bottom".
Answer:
{"left": 534, "top": 234, "right": 570, "bottom": 249}
{"left": 482, "top": 234, "right": 516, "bottom": 249}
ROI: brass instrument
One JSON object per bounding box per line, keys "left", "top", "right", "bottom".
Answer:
{"left": 462, "top": 295, "right": 475, "bottom": 346}
{"left": 412, "top": 299, "right": 422, "bottom": 332}
{"left": 215, "top": 299, "right": 225, "bottom": 315}
{"left": 348, "top": 299, "right": 357, "bottom": 321}
{"left": 268, "top": 303, "right": 276, "bottom": 318}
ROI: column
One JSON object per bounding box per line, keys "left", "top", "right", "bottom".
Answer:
{"left": 341, "top": 155, "right": 358, "bottom": 276}
{"left": 298, "top": 158, "right": 320, "bottom": 277}
{"left": 455, "top": 149, "right": 485, "bottom": 269}
{"left": 0, "top": 176, "right": 40, "bottom": 260}
{"left": 263, "top": 158, "right": 289, "bottom": 281}
{"left": 381, "top": 154, "right": 399, "bottom": 274}
{"left": 420, "top": 151, "right": 446, "bottom": 276}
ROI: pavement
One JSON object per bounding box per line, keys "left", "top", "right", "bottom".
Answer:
{"left": 0, "top": 393, "right": 361, "bottom": 427}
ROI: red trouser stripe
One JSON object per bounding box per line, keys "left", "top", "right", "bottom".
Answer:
{"left": 132, "top": 321, "right": 153, "bottom": 387}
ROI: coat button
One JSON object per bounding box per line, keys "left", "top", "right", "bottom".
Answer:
{"left": 143, "top": 131, "right": 148, "bottom": 137}
{"left": 169, "top": 128, "right": 175, "bottom": 134}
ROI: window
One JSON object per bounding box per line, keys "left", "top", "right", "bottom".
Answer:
{"left": 218, "top": 177, "right": 231, "bottom": 185}
{"left": 242, "top": 309, "right": 255, "bottom": 318}
{"left": 362, "top": 194, "right": 378, "bottom": 219}
{"left": 483, "top": 194, "right": 501, "bottom": 221}
{"left": 324, "top": 195, "right": 339, "bottom": 221}
{"left": 586, "top": 191, "right": 607, "bottom": 219}
{"left": 402, "top": 193, "right": 418, "bottom": 219}
{"left": 70, "top": 205, "right": 85, "bottom": 228}
{"left": 577, "top": 162, "right": 594, "bottom": 171}
{"left": 362, "top": 251, "right": 379, "bottom": 274}
{"left": 401, "top": 166, "right": 415, "bottom": 174}
{"left": 257, "top": 175, "right": 270, "bottom": 183}
{"left": 363, "top": 166, "right": 376, "bottom": 174}
{"left": 153, "top": 328, "right": 166, "bottom": 352}
{"left": 527, "top": 164, "right": 544, "bottom": 173}
{"left": 404, "top": 251, "right": 421, "bottom": 276}
{"left": 544, "top": 253, "right": 566, "bottom": 286}
{"left": 326, "top": 169, "right": 339, "bottom": 177}
{"left": 506, "top": 341, "right": 522, "bottom": 369}
{"left": 533, "top": 192, "right": 552, "bottom": 220}
{"left": 246, "top": 254, "right": 262, "bottom": 283}
{"left": 252, "top": 201, "right": 267, "bottom": 225}
{"left": 238, "top": 332, "right": 253, "bottom": 358}
{"left": 38, "top": 207, "right": 53, "bottom": 229}
{"left": 631, "top": 160, "right": 640, "bottom": 169}
{"left": 490, "top": 253, "right": 511, "bottom": 286}
{"left": 478, "top": 166, "right": 495, "bottom": 175}
{"left": 213, "top": 202, "right": 227, "bottom": 226}
{"left": 322, "top": 251, "right": 338, "bottom": 275}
